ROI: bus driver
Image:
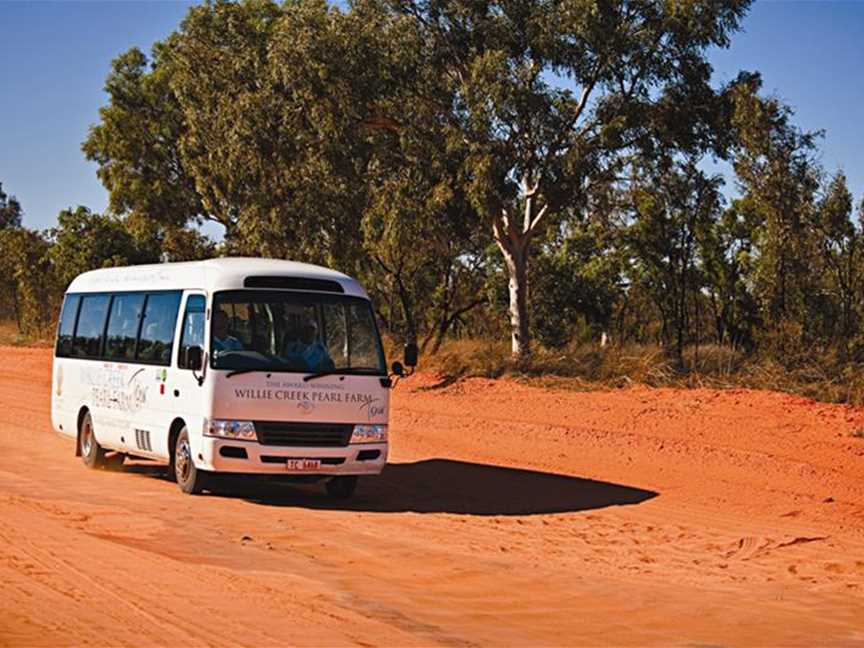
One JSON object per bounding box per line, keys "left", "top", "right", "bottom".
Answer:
{"left": 212, "top": 309, "right": 244, "bottom": 352}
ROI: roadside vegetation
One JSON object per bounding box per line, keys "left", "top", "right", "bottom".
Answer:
{"left": 417, "top": 338, "right": 864, "bottom": 406}
{"left": 3, "top": 0, "right": 864, "bottom": 403}
{"left": 0, "top": 320, "right": 51, "bottom": 347}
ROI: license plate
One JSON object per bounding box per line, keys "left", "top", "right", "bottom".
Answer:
{"left": 285, "top": 459, "right": 321, "bottom": 471}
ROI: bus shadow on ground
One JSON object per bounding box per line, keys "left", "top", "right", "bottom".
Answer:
{"left": 195, "top": 458, "right": 658, "bottom": 516}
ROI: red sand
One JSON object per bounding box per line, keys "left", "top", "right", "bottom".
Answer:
{"left": 2, "top": 347, "right": 863, "bottom": 646}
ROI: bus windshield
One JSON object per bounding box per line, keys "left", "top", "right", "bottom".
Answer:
{"left": 210, "top": 290, "right": 386, "bottom": 376}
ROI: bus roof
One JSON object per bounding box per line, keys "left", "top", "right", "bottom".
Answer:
{"left": 65, "top": 257, "right": 369, "bottom": 299}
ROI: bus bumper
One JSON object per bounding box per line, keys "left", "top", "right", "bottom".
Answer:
{"left": 197, "top": 437, "right": 388, "bottom": 476}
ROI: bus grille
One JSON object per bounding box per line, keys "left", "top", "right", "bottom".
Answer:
{"left": 254, "top": 421, "right": 353, "bottom": 447}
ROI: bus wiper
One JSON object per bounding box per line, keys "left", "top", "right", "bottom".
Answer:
{"left": 303, "top": 367, "right": 382, "bottom": 382}
{"left": 225, "top": 368, "right": 268, "bottom": 378}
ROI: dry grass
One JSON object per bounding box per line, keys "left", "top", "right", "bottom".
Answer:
{"left": 0, "top": 321, "right": 53, "bottom": 348}
{"left": 413, "top": 337, "right": 864, "bottom": 405}
{"left": 7, "top": 321, "right": 864, "bottom": 405}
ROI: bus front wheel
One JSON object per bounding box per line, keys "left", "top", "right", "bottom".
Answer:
{"left": 79, "top": 412, "right": 106, "bottom": 469}
{"left": 174, "top": 427, "right": 208, "bottom": 495}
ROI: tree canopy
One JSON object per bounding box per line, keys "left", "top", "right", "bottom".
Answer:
{"left": 5, "top": 0, "right": 863, "bottom": 379}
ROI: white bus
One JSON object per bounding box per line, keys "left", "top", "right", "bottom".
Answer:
{"left": 50, "top": 257, "right": 416, "bottom": 497}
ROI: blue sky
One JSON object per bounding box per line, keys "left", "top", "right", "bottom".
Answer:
{"left": 1, "top": 0, "right": 863, "bottom": 233}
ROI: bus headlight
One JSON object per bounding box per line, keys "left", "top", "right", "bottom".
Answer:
{"left": 204, "top": 419, "right": 257, "bottom": 441}
{"left": 351, "top": 424, "right": 387, "bottom": 444}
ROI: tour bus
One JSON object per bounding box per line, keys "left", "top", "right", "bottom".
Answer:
{"left": 50, "top": 257, "right": 416, "bottom": 497}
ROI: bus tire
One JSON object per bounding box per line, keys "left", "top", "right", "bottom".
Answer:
{"left": 326, "top": 475, "right": 358, "bottom": 499}
{"left": 174, "top": 427, "right": 208, "bottom": 494}
{"left": 79, "top": 411, "right": 106, "bottom": 469}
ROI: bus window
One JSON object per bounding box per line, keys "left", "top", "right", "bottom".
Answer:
{"left": 178, "top": 295, "right": 206, "bottom": 369}
{"left": 323, "top": 300, "right": 382, "bottom": 370}
{"left": 227, "top": 302, "right": 252, "bottom": 346}
{"left": 104, "top": 293, "right": 145, "bottom": 361}
{"left": 137, "top": 292, "right": 182, "bottom": 365}
{"left": 55, "top": 294, "right": 80, "bottom": 357}
{"left": 72, "top": 295, "right": 110, "bottom": 358}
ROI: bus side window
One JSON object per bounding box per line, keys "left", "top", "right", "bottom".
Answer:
{"left": 55, "top": 294, "right": 80, "bottom": 357}
{"left": 178, "top": 295, "right": 206, "bottom": 369}
{"left": 104, "top": 293, "right": 145, "bottom": 361}
{"left": 137, "top": 292, "right": 182, "bottom": 366}
{"left": 72, "top": 295, "right": 110, "bottom": 359}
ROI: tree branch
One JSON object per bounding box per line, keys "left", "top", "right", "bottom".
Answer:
{"left": 528, "top": 203, "right": 548, "bottom": 233}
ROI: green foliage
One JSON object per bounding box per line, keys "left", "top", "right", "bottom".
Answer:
{"left": 728, "top": 74, "right": 824, "bottom": 341}
{"left": 81, "top": 0, "right": 755, "bottom": 358}
{"left": 47, "top": 206, "right": 159, "bottom": 291}
{"left": 0, "top": 182, "right": 216, "bottom": 335}
{"left": 82, "top": 47, "right": 204, "bottom": 231}
{"left": 0, "top": 227, "right": 55, "bottom": 334}
{"left": 530, "top": 221, "right": 623, "bottom": 348}
{"left": 812, "top": 173, "right": 862, "bottom": 351}
{"left": 699, "top": 201, "right": 759, "bottom": 349}
{"left": 380, "top": 0, "right": 753, "bottom": 356}
{"left": 626, "top": 157, "right": 723, "bottom": 360}
{"left": 0, "top": 183, "right": 25, "bottom": 321}
{"left": 0, "top": 183, "right": 23, "bottom": 230}
{"left": 82, "top": 0, "right": 493, "bottom": 348}
{"left": 123, "top": 213, "right": 217, "bottom": 262}
{"left": 8, "top": 0, "right": 864, "bottom": 406}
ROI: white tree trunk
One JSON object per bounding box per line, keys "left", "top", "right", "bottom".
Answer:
{"left": 492, "top": 182, "right": 547, "bottom": 359}
{"left": 499, "top": 238, "right": 530, "bottom": 358}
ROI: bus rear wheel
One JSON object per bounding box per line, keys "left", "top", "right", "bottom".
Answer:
{"left": 326, "top": 475, "right": 358, "bottom": 499}
{"left": 79, "top": 411, "right": 106, "bottom": 469}
{"left": 174, "top": 427, "right": 208, "bottom": 495}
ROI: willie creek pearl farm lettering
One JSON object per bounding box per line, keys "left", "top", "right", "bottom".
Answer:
{"left": 232, "top": 388, "right": 376, "bottom": 404}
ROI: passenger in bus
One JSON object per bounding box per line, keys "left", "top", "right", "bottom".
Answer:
{"left": 212, "top": 309, "right": 244, "bottom": 352}
{"left": 284, "top": 319, "right": 333, "bottom": 371}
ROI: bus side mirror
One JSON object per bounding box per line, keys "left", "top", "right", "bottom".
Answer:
{"left": 404, "top": 342, "right": 418, "bottom": 368}
{"left": 391, "top": 361, "right": 405, "bottom": 377}
{"left": 185, "top": 346, "right": 204, "bottom": 372}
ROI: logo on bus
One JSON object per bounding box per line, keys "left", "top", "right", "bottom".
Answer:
{"left": 360, "top": 398, "right": 385, "bottom": 421}
{"left": 296, "top": 400, "right": 315, "bottom": 415}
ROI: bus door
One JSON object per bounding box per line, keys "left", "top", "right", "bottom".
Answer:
{"left": 168, "top": 292, "right": 208, "bottom": 440}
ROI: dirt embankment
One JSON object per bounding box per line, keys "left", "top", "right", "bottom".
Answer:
{"left": 2, "top": 347, "right": 864, "bottom": 646}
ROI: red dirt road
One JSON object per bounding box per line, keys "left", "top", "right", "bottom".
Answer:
{"left": 2, "top": 347, "right": 864, "bottom": 646}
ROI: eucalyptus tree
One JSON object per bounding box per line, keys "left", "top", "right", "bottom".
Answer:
{"left": 84, "top": 0, "right": 753, "bottom": 356}
{"left": 529, "top": 218, "right": 624, "bottom": 348}
{"left": 727, "top": 74, "right": 823, "bottom": 345}
{"left": 331, "top": 0, "right": 493, "bottom": 346}
{"left": 813, "top": 173, "right": 862, "bottom": 349}
{"left": 82, "top": 47, "right": 207, "bottom": 233}
{"left": 383, "top": 0, "right": 752, "bottom": 356}
{"left": 627, "top": 157, "right": 723, "bottom": 360}
{"left": 0, "top": 184, "right": 47, "bottom": 333}
{"left": 361, "top": 152, "right": 491, "bottom": 349}
{"left": 699, "top": 200, "right": 758, "bottom": 349}
{"left": 165, "top": 0, "right": 490, "bottom": 343}
{"left": 83, "top": 0, "right": 490, "bottom": 346}
{"left": 0, "top": 183, "right": 23, "bottom": 230}
{"left": 0, "top": 227, "right": 55, "bottom": 333}
{"left": 0, "top": 182, "right": 24, "bottom": 322}
{"left": 165, "top": 0, "right": 319, "bottom": 258}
